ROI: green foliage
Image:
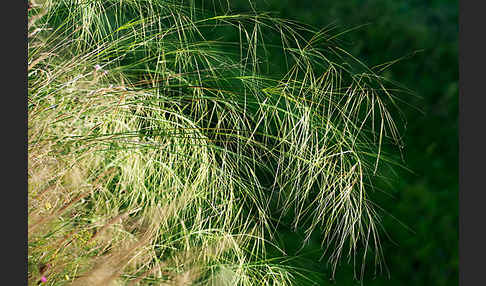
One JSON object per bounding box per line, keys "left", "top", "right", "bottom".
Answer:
{"left": 28, "top": 0, "right": 414, "bottom": 285}
{"left": 222, "top": 0, "right": 458, "bottom": 285}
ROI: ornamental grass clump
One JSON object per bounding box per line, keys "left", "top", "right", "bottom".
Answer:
{"left": 28, "top": 0, "right": 408, "bottom": 284}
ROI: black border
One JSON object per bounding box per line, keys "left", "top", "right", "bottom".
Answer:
{"left": 459, "top": 0, "right": 484, "bottom": 285}
{"left": 9, "top": 1, "right": 28, "bottom": 285}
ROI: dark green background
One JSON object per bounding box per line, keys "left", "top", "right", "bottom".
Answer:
{"left": 225, "top": 0, "right": 458, "bottom": 285}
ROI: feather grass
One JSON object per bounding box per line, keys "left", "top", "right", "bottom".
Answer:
{"left": 28, "top": 0, "right": 409, "bottom": 284}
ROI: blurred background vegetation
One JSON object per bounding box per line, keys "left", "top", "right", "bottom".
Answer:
{"left": 221, "top": 0, "right": 458, "bottom": 285}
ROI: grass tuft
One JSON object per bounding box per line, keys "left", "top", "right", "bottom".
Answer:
{"left": 28, "top": 0, "right": 409, "bottom": 284}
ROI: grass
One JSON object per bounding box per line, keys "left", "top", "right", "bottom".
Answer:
{"left": 28, "top": 0, "right": 409, "bottom": 285}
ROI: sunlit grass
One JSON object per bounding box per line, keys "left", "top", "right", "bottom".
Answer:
{"left": 28, "top": 0, "right": 408, "bottom": 284}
